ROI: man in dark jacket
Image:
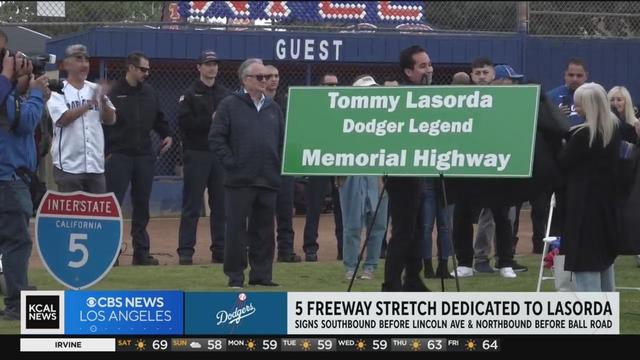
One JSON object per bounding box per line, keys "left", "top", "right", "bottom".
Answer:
{"left": 209, "top": 58, "right": 284, "bottom": 288}
{"left": 105, "top": 52, "right": 173, "bottom": 266}
{"left": 176, "top": 50, "right": 230, "bottom": 265}
{"left": 264, "top": 64, "right": 301, "bottom": 263}
{"left": 382, "top": 45, "right": 432, "bottom": 292}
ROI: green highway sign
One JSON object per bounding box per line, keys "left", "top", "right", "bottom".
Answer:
{"left": 283, "top": 85, "right": 540, "bottom": 177}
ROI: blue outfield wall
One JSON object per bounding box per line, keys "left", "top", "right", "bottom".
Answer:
{"left": 46, "top": 28, "right": 640, "bottom": 216}
{"left": 47, "top": 27, "right": 640, "bottom": 99}
{"left": 524, "top": 36, "right": 640, "bottom": 94}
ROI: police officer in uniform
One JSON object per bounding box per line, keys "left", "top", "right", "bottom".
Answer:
{"left": 176, "top": 50, "right": 230, "bottom": 265}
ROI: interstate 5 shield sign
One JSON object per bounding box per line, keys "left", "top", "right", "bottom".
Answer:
{"left": 35, "top": 191, "right": 122, "bottom": 290}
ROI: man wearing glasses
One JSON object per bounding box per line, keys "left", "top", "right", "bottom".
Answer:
{"left": 105, "top": 52, "right": 173, "bottom": 266}
{"left": 209, "top": 58, "right": 284, "bottom": 288}
{"left": 47, "top": 44, "right": 116, "bottom": 193}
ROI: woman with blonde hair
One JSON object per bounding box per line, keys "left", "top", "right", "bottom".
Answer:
{"left": 608, "top": 86, "right": 640, "bottom": 267}
{"left": 608, "top": 85, "right": 640, "bottom": 140}
{"left": 559, "top": 82, "right": 621, "bottom": 291}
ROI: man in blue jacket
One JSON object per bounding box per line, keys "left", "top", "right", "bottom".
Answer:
{"left": 546, "top": 58, "right": 588, "bottom": 127}
{"left": 0, "top": 52, "right": 48, "bottom": 320}
{"left": 209, "top": 58, "right": 284, "bottom": 288}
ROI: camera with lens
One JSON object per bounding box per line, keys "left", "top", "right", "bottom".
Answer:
{"left": 47, "top": 79, "right": 64, "bottom": 94}
{"left": 0, "top": 47, "right": 56, "bottom": 77}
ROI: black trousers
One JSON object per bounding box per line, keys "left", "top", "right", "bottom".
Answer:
{"left": 383, "top": 177, "right": 425, "bottom": 288}
{"left": 106, "top": 153, "right": 155, "bottom": 258}
{"left": 453, "top": 203, "right": 514, "bottom": 268}
{"left": 530, "top": 192, "right": 551, "bottom": 253}
{"left": 303, "top": 176, "right": 343, "bottom": 255}
{"left": 276, "top": 176, "right": 295, "bottom": 255}
{"left": 223, "top": 187, "right": 277, "bottom": 284}
{"left": 177, "top": 150, "right": 225, "bottom": 258}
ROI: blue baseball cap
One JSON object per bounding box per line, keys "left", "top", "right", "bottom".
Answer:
{"left": 494, "top": 65, "right": 524, "bottom": 80}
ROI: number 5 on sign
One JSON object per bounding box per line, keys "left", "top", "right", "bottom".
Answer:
{"left": 36, "top": 191, "right": 123, "bottom": 290}
{"left": 68, "top": 233, "right": 88, "bottom": 268}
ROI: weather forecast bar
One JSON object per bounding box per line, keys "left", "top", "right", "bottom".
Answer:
{"left": 18, "top": 337, "right": 502, "bottom": 352}
{"left": 20, "top": 338, "right": 115, "bottom": 352}
{"left": 107, "top": 337, "right": 500, "bottom": 352}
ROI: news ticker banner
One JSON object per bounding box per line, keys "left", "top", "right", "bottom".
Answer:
{"left": 283, "top": 85, "right": 540, "bottom": 177}
{"left": 21, "top": 291, "right": 618, "bottom": 336}
{"left": 20, "top": 336, "right": 501, "bottom": 352}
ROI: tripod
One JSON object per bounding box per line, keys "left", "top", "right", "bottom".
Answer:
{"left": 346, "top": 174, "right": 461, "bottom": 292}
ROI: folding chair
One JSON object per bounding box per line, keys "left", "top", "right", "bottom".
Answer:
{"left": 536, "top": 193, "right": 557, "bottom": 292}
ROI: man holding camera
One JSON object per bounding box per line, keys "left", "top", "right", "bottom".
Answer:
{"left": 47, "top": 44, "right": 116, "bottom": 193}
{"left": 0, "top": 51, "right": 48, "bottom": 320}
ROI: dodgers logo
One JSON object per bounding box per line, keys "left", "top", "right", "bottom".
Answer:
{"left": 36, "top": 191, "right": 122, "bottom": 290}
{"left": 185, "top": 292, "right": 287, "bottom": 335}
{"left": 216, "top": 293, "right": 256, "bottom": 325}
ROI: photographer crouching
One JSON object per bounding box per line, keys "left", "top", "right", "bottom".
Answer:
{"left": 0, "top": 49, "right": 48, "bottom": 321}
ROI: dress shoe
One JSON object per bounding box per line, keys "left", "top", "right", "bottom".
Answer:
{"left": 248, "top": 280, "right": 280, "bottom": 287}
{"left": 305, "top": 253, "right": 318, "bottom": 262}
{"left": 277, "top": 253, "right": 302, "bottom": 263}
{"left": 132, "top": 255, "right": 159, "bottom": 266}
{"left": 228, "top": 280, "right": 243, "bottom": 289}
{"left": 178, "top": 257, "right": 193, "bottom": 265}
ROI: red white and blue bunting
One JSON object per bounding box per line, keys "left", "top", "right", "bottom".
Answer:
{"left": 179, "top": 1, "right": 426, "bottom": 24}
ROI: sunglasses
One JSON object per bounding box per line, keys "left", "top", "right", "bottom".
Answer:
{"left": 246, "top": 74, "right": 277, "bottom": 81}
{"left": 135, "top": 65, "right": 150, "bottom": 73}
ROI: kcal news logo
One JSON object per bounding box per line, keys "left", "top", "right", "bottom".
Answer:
{"left": 26, "top": 295, "right": 59, "bottom": 327}
{"left": 21, "top": 291, "right": 65, "bottom": 334}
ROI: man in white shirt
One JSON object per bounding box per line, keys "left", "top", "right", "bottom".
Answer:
{"left": 47, "top": 44, "right": 116, "bottom": 193}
